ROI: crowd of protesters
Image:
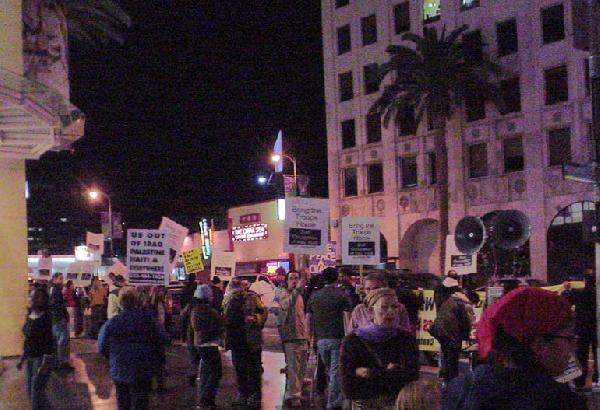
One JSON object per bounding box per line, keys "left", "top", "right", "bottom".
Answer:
{"left": 16, "top": 264, "right": 599, "bottom": 410}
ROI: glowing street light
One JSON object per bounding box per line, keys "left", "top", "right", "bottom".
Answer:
{"left": 88, "top": 190, "right": 99, "bottom": 200}
{"left": 270, "top": 154, "right": 282, "bottom": 163}
{"left": 271, "top": 152, "right": 297, "bottom": 195}
{"left": 257, "top": 176, "right": 268, "bottom": 185}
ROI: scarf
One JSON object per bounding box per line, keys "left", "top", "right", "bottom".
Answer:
{"left": 355, "top": 323, "right": 399, "bottom": 343}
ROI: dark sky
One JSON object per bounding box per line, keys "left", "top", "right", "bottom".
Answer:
{"left": 26, "top": 0, "right": 327, "bottom": 247}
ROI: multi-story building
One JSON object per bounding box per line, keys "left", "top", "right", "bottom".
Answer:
{"left": 322, "top": 0, "right": 596, "bottom": 283}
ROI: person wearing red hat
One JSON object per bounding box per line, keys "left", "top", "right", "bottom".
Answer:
{"left": 442, "top": 287, "right": 587, "bottom": 409}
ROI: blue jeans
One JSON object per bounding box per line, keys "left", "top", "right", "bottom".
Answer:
{"left": 52, "top": 319, "right": 69, "bottom": 366}
{"left": 317, "top": 338, "right": 343, "bottom": 409}
{"left": 26, "top": 356, "right": 50, "bottom": 410}
{"left": 197, "top": 346, "right": 222, "bottom": 406}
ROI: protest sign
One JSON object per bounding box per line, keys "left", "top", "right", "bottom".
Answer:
{"left": 445, "top": 235, "right": 477, "bottom": 275}
{"left": 37, "top": 256, "right": 52, "bottom": 278}
{"left": 308, "top": 242, "right": 337, "bottom": 274}
{"left": 86, "top": 232, "right": 105, "bottom": 260}
{"left": 211, "top": 251, "right": 236, "bottom": 279}
{"left": 182, "top": 248, "right": 204, "bottom": 274}
{"left": 283, "top": 197, "right": 329, "bottom": 255}
{"left": 101, "top": 212, "right": 123, "bottom": 239}
{"left": 66, "top": 261, "right": 98, "bottom": 287}
{"left": 127, "top": 229, "right": 169, "bottom": 286}
{"left": 159, "top": 217, "right": 189, "bottom": 273}
{"left": 341, "top": 217, "right": 380, "bottom": 265}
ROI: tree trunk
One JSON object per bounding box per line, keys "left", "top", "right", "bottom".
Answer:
{"left": 434, "top": 125, "right": 449, "bottom": 276}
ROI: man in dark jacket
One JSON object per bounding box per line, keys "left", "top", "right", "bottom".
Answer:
{"left": 562, "top": 268, "right": 598, "bottom": 390}
{"left": 98, "top": 287, "right": 169, "bottom": 410}
{"left": 210, "top": 276, "right": 224, "bottom": 313}
{"left": 49, "top": 272, "right": 73, "bottom": 370}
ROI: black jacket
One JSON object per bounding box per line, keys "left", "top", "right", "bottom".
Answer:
{"left": 563, "top": 286, "right": 596, "bottom": 334}
{"left": 22, "top": 312, "right": 54, "bottom": 358}
{"left": 50, "top": 284, "right": 68, "bottom": 322}
{"left": 442, "top": 364, "right": 587, "bottom": 410}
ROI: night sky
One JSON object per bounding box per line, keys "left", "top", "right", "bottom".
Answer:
{"left": 26, "top": 0, "right": 327, "bottom": 251}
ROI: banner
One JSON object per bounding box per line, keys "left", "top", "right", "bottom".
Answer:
{"left": 86, "top": 232, "right": 105, "bottom": 259}
{"left": 283, "top": 197, "right": 329, "bottom": 255}
{"left": 341, "top": 217, "right": 380, "bottom": 265}
{"left": 127, "top": 229, "right": 169, "bottom": 286}
{"left": 159, "top": 217, "right": 189, "bottom": 273}
{"left": 211, "top": 251, "right": 236, "bottom": 279}
{"left": 101, "top": 212, "right": 123, "bottom": 239}
{"left": 182, "top": 248, "right": 204, "bottom": 274}
{"left": 308, "top": 241, "right": 337, "bottom": 274}
{"left": 445, "top": 235, "right": 477, "bottom": 275}
{"left": 283, "top": 174, "right": 310, "bottom": 196}
{"left": 65, "top": 261, "right": 98, "bottom": 287}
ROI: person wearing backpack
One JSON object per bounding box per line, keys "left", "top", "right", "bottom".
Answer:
{"left": 223, "top": 278, "right": 268, "bottom": 409}
{"left": 191, "top": 284, "right": 224, "bottom": 408}
{"left": 429, "top": 282, "right": 474, "bottom": 384}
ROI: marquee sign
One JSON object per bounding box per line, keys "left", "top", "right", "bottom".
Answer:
{"left": 232, "top": 223, "right": 269, "bottom": 242}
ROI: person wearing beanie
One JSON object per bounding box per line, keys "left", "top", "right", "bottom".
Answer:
{"left": 307, "top": 267, "right": 353, "bottom": 410}
{"left": 442, "top": 287, "right": 587, "bottom": 409}
{"left": 190, "top": 284, "right": 223, "bottom": 408}
{"left": 340, "top": 288, "right": 419, "bottom": 409}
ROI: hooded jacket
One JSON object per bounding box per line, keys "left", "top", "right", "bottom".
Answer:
{"left": 223, "top": 289, "right": 268, "bottom": 351}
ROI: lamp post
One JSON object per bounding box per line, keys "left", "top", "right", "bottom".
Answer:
{"left": 271, "top": 153, "right": 297, "bottom": 195}
{"left": 88, "top": 189, "right": 113, "bottom": 257}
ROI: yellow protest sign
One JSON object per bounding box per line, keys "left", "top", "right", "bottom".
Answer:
{"left": 182, "top": 248, "right": 204, "bottom": 274}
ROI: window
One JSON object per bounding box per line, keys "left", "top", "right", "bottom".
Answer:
{"left": 400, "top": 156, "right": 418, "bottom": 188}
{"left": 366, "top": 113, "right": 382, "bottom": 143}
{"left": 368, "top": 163, "right": 384, "bottom": 193}
{"left": 461, "top": 0, "right": 479, "bottom": 11}
{"left": 548, "top": 128, "right": 572, "bottom": 166}
{"left": 428, "top": 152, "right": 437, "bottom": 184}
{"left": 337, "top": 25, "right": 351, "bottom": 55}
{"left": 545, "top": 66, "right": 568, "bottom": 105}
{"left": 396, "top": 106, "right": 416, "bottom": 136}
{"left": 394, "top": 2, "right": 410, "bottom": 34}
{"left": 463, "top": 30, "right": 483, "bottom": 62}
{"left": 542, "top": 4, "right": 565, "bottom": 44}
{"left": 496, "top": 19, "right": 518, "bottom": 56}
{"left": 585, "top": 58, "right": 590, "bottom": 96}
{"left": 336, "top": 0, "right": 349, "bottom": 8}
{"left": 423, "top": 0, "right": 440, "bottom": 23}
{"left": 503, "top": 137, "right": 524, "bottom": 173}
{"left": 363, "top": 63, "right": 379, "bottom": 94}
{"left": 465, "top": 93, "right": 485, "bottom": 122}
{"left": 339, "top": 71, "right": 354, "bottom": 102}
{"left": 361, "top": 15, "right": 377, "bottom": 46}
{"left": 343, "top": 168, "right": 358, "bottom": 196}
{"left": 499, "top": 77, "right": 521, "bottom": 114}
{"left": 341, "top": 119, "right": 356, "bottom": 149}
{"left": 468, "top": 143, "right": 488, "bottom": 178}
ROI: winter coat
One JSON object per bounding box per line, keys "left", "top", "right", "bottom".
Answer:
{"left": 191, "top": 301, "right": 223, "bottom": 345}
{"left": 442, "top": 363, "right": 587, "bottom": 410}
{"left": 340, "top": 330, "right": 420, "bottom": 401}
{"left": 562, "top": 286, "right": 597, "bottom": 335}
{"left": 49, "top": 284, "right": 68, "bottom": 323}
{"left": 274, "top": 288, "right": 307, "bottom": 342}
{"left": 430, "top": 292, "right": 474, "bottom": 343}
{"left": 22, "top": 312, "right": 54, "bottom": 359}
{"left": 98, "top": 308, "right": 169, "bottom": 383}
{"left": 223, "top": 290, "right": 268, "bottom": 351}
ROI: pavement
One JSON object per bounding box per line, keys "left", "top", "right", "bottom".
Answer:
{"left": 1, "top": 319, "right": 599, "bottom": 409}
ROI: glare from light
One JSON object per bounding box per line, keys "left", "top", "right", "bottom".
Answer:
{"left": 88, "top": 190, "right": 99, "bottom": 200}
{"left": 271, "top": 154, "right": 282, "bottom": 163}
{"left": 257, "top": 176, "right": 268, "bottom": 185}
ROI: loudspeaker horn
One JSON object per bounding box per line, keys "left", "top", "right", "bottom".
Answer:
{"left": 489, "top": 210, "right": 531, "bottom": 250}
{"left": 454, "top": 216, "right": 486, "bottom": 255}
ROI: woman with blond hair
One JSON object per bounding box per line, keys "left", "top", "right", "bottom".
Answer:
{"left": 341, "top": 288, "right": 420, "bottom": 409}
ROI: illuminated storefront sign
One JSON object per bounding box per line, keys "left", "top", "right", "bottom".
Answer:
{"left": 240, "top": 213, "right": 261, "bottom": 224}
{"left": 232, "top": 223, "right": 269, "bottom": 242}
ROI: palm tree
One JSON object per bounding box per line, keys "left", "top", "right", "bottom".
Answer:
{"left": 371, "top": 25, "right": 503, "bottom": 275}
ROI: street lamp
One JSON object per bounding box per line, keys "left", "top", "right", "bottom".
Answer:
{"left": 271, "top": 153, "right": 297, "bottom": 194}
{"left": 257, "top": 175, "right": 268, "bottom": 185}
{"left": 87, "top": 188, "right": 114, "bottom": 257}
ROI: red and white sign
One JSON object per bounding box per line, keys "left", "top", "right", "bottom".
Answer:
{"left": 240, "top": 213, "right": 261, "bottom": 224}
{"left": 232, "top": 224, "right": 269, "bottom": 242}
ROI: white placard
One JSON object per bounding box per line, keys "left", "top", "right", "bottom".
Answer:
{"left": 283, "top": 197, "right": 329, "bottom": 255}
{"left": 127, "top": 229, "right": 169, "bottom": 286}
{"left": 86, "top": 231, "right": 105, "bottom": 260}
{"left": 342, "top": 217, "right": 380, "bottom": 265}
{"left": 37, "top": 256, "right": 52, "bottom": 278}
{"left": 66, "top": 261, "right": 98, "bottom": 287}
{"left": 159, "top": 217, "right": 189, "bottom": 273}
{"left": 445, "top": 234, "right": 477, "bottom": 275}
{"left": 211, "top": 251, "right": 237, "bottom": 279}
